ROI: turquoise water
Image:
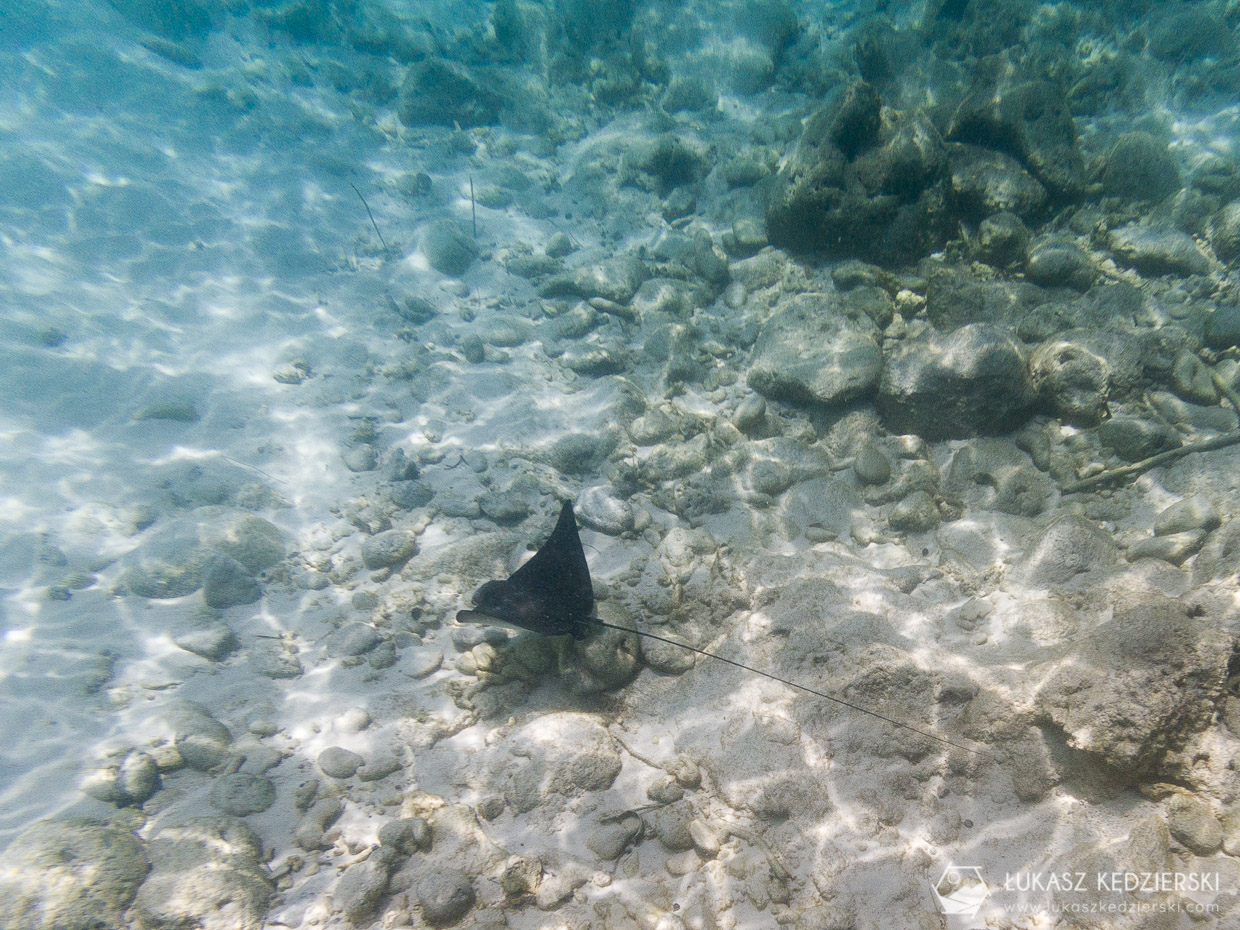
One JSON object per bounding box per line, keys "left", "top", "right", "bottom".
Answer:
{"left": 2, "top": 1, "right": 1240, "bottom": 927}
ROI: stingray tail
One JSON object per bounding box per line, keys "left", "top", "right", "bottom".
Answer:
{"left": 578, "top": 616, "right": 982, "bottom": 757}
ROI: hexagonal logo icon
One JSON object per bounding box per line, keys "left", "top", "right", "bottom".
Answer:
{"left": 931, "top": 863, "right": 989, "bottom": 918}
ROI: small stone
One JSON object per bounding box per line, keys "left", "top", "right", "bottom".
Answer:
{"left": 165, "top": 701, "right": 232, "bottom": 771}
{"left": 1029, "top": 339, "right": 1111, "bottom": 427}
{"left": 667, "top": 756, "right": 701, "bottom": 789}
{"left": 853, "top": 440, "right": 891, "bottom": 485}
{"left": 1108, "top": 224, "right": 1210, "bottom": 277}
{"left": 889, "top": 490, "right": 940, "bottom": 532}
{"left": 1098, "top": 416, "right": 1177, "bottom": 462}
{"left": 335, "top": 707, "right": 371, "bottom": 733}
{"left": 361, "top": 528, "right": 418, "bottom": 570}
{"left": 358, "top": 755, "right": 402, "bottom": 782}
{"left": 1127, "top": 531, "right": 1207, "bottom": 566}
{"left": 202, "top": 554, "right": 261, "bottom": 609}
{"left": 576, "top": 486, "right": 634, "bottom": 535}
{"left": 545, "top": 232, "right": 574, "bottom": 257}
{"left": 646, "top": 775, "right": 685, "bottom": 804}
{"left": 477, "top": 796, "right": 504, "bottom": 820}
{"left": 1025, "top": 239, "right": 1095, "bottom": 290}
{"left": 460, "top": 333, "right": 484, "bottom": 364}
{"left": 654, "top": 807, "right": 694, "bottom": 851}
{"left": 689, "top": 820, "right": 721, "bottom": 858}
{"left": 209, "top": 772, "right": 276, "bottom": 816}
{"left": 977, "top": 211, "right": 1030, "bottom": 266}
{"left": 731, "top": 216, "right": 768, "bottom": 255}
{"left": 1205, "top": 305, "right": 1240, "bottom": 349}
{"left": 328, "top": 622, "right": 382, "bottom": 657}
{"left": 1155, "top": 495, "right": 1221, "bottom": 536}
{"left": 417, "top": 867, "right": 475, "bottom": 926}
{"left": 294, "top": 798, "right": 344, "bottom": 850}
{"left": 586, "top": 815, "right": 641, "bottom": 861}
{"left": 119, "top": 751, "right": 161, "bottom": 804}
{"left": 174, "top": 625, "right": 238, "bottom": 661}
{"left": 499, "top": 855, "right": 541, "bottom": 897}
{"left": 422, "top": 219, "right": 479, "bottom": 276}
{"left": 377, "top": 819, "right": 418, "bottom": 855}
{"left": 1170, "top": 349, "right": 1219, "bottom": 405}
{"left": 665, "top": 849, "right": 702, "bottom": 876}
{"left": 733, "top": 394, "right": 767, "bottom": 434}
{"left": 409, "top": 817, "right": 432, "bottom": 851}
{"left": 318, "top": 746, "right": 364, "bottom": 779}
{"left": 336, "top": 851, "right": 396, "bottom": 924}
{"left": 343, "top": 445, "right": 377, "bottom": 472}
{"left": 477, "top": 490, "right": 528, "bottom": 525}
{"left": 1168, "top": 793, "right": 1222, "bottom": 855}
{"left": 1221, "top": 808, "right": 1240, "bottom": 857}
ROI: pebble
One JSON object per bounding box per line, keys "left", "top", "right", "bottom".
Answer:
{"left": 1155, "top": 495, "right": 1221, "bottom": 536}
{"left": 377, "top": 819, "right": 419, "bottom": 855}
{"left": 646, "top": 775, "right": 685, "bottom": 804}
{"left": 654, "top": 806, "right": 695, "bottom": 851}
{"left": 318, "top": 746, "right": 364, "bottom": 779}
{"left": 1025, "top": 238, "right": 1095, "bottom": 290}
{"left": 1168, "top": 793, "right": 1223, "bottom": 855}
{"left": 335, "top": 707, "right": 371, "bottom": 734}
{"left": 667, "top": 756, "right": 701, "bottom": 789}
{"left": 888, "top": 490, "right": 940, "bottom": 532}
{"left": 294, "top": 797, "right": 344, "bottom": 850}
{"left": 174, "top": 625, "right": 238, "bottom": 661}
{"left": 336, "top": 848, "right": 397, "bottom": 924}
{"left": 1108, "top": 224, "right": 1210, "bottom": 277}
{"left": 417, "top": 868, "right": 476, "bottom": 926}
{"left": 478, "top": 490, "right": 529, "bottom": 525}
{"left": 576, "top": 485, "right": 634, "bottom": 535}
{"left": 165, "top": 700, "right": 232, "bottom": 772}
{"left": 665, "top": 850, "right": 702, "bottom": 877}
{"left": 1205, "top": 304, "right": 1240, "bottom": 349}
{"left": 329, "top": 622, "right": 382, "bottom": 658}
{"left": 545, "top": 231, "right": 575, "bottom": 257}
{"left": 1127, "top": 531, "right": 1206, "bottom": 566}
{"left": 422, "top": 219, "right": 478, "bottom": 276}
{"left": 343, "top": 445, "right": 377, "bottom": 472}
{"left": 853, "top": 440, "right": 892, "bottom": 485}
{"left": 360, "top": 529, "right": 418, "bottom": 570}
{"left": 1222, "top": 808, "right": 1240, "bottom": 857}
{"left": 1097, "top": 416, "right": 1177, "bottom": 462}
{"left": 586, "top": 815, "right": 641, "bottom": 860}
{"left": 358, "top": 755, "right": 402, "bottom": 782}
{"left": 209, "top": 772, "right": 276, "bottom": 816}
{"left": 690, "top": 820, "right": 721, "bottom": 858}
{"left": 202, "top": 554, "right": 261, "bottom": 609}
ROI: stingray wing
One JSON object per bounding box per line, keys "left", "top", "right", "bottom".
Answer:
{"left": 464, "top": 501, "right": 594, "bottom": 637}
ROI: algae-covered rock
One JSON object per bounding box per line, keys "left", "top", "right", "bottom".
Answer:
{"left": 1036, "top": 595, "right": 1233, "bottom": 774}
{"left": 130, "top": 816, "right": 273, "bottom": 930}
{"left": 947, "top": 57, "right": 1087, "bottom": 199}
{"left": 499, "top": 713, "right": 622, "bottom": 812}
{"left": 747, "top": 293, "right": 881, "bottom": 408}
{"left": 877, "top": 323, "right": 1035, "bottom": 439}
{"left": 398, "top": 59, "right": 500, "bottom": 128}
{"left": 1100, "top": 132, "right": 1182, "bottom": 203}
{"left": 766, "top": 82, "right": 952, "bottom": 265}
{"left": 0, "top": 818, "right": 149, "bottom": 930}
{"left": 422, "top": 219, "right": 479, "bottom": 276}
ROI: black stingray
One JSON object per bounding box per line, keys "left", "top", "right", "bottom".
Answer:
{"left": 458, "top": 501, "right": 980, "bottom": 755}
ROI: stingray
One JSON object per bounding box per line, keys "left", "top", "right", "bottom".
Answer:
{"left": 458, "top": 500, "right": 980, "bottom": 755}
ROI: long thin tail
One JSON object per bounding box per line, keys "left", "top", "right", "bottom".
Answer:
{"left": 581, "top": 617, "right": 982, "bottom": 756}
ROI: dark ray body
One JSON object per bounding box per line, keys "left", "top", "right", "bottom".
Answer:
{"left": 457, "top": 500, "right": 980, "bottom": 755}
